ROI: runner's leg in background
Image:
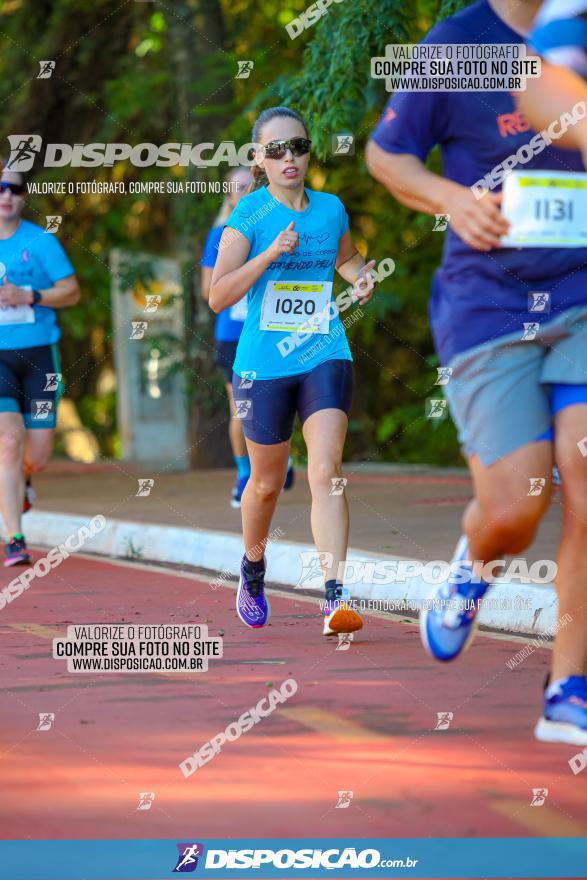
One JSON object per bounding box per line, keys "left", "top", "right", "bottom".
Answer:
{"left": 552, "top": 403, "right": 587, "bottom": 679}
{"left": 0, "top": 411, "right": 26, "bottom": 537}
{"left": 226, "top": 382, "right": 250, "bottom": 470}
{"left": 23, "top": 428, "right": 54, "bottom": 478}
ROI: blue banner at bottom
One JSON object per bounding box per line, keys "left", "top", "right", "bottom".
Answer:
{"left": 1, "top": 837, "right": 586, "bottom": 879}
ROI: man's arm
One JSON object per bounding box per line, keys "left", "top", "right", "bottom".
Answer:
{"left": 365, "top": 141, "right": 510, "bottom": 251}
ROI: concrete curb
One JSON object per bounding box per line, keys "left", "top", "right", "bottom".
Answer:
{"left": 22, "top": 509, "right": 558, "bottom": 637}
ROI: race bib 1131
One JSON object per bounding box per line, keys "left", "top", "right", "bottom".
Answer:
{"left": 501, "top": 170, "right": 587, "bottom": 248}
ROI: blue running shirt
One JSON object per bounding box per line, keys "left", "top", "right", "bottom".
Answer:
{"left": 226, "top": 186, "right": 352, "bottom": 380}
{"left": 0, "top": 219, "right": 74, "bottom": 350}
{"left": 201, "top": 224, "right": 247, "bottom": 343}
{"left": 370, "top": 0, "right": 587, "bottom": 365}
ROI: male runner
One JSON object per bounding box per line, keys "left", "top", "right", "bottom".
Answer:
{"left": 367, "top": 0, "right": 587, "bottom": 743}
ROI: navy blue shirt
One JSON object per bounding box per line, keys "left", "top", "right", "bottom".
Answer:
{"left": 370, "top": 0, "right": 587, "bottom": 364}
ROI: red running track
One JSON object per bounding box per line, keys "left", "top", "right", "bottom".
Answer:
{"left": 0, "top": 550, "right": 585, "bottom": 844}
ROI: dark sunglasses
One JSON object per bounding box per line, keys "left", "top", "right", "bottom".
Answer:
{"left": 262, "top": 137, "right": 311, "bottom": 160}
{"left": 0, "top": 181, "right": 25, "bottom": 196}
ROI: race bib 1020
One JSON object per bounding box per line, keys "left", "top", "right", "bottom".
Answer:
{"left": 260, "top": 281, "right": 332, "bottom": 333}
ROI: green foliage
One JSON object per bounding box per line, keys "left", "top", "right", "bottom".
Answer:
{"left": 0, "top": 0, "right": 470, "bottom": 465}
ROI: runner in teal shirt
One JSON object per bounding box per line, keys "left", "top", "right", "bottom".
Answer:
{"left": 210, "top": 106, "right": 377, "bottom": 639}
{"left": 0, "top": 165, "right": 80, "bottom": 566}
{"left": 227, "top": 184, "right": 352, "bottom": 380}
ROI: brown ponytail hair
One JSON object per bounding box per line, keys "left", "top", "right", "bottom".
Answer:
{"left": 248, "top": 106, "right": 308, "bottom": 193}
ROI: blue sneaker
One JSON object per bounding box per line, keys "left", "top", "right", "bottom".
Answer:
{"left": 236, "top": 555, "right": 271, "bottom": 628}
{"left": 420, "top": 536, "right": 490, "bottom": 662}
{"left": 323, "top": 585, "right": 363, "bottom": 636}
{"left": 535, "top": 676, "right": 587, "bottom": 745}
{"left": 230, "top": 475, "right": 249, "bottom": 509}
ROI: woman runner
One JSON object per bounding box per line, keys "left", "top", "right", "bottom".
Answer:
{"left": 210, "top": 106, "right": 376, "bottom": 635}
{"left": 0, "top": 162, "right": 80, "bottom": 565}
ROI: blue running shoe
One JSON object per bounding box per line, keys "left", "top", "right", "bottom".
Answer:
{"left": 4, "top": 534, "right": 31, "bottom": 568}
{"left": 420, "top": 535, "right": 490, "bottom": 662}
{"left": 535, "top": 676, "right": 587, "bottom": 745}
{"left": 236, "top": 555, "right": 271, "bottom": 628}
{"left": 323, "top": 584, "right": 363, "bottom": 636}
{"left": 230, "top": 475, "right": 249, "bottom": 509}
{"left": 283, "top": 464, "right": 295, "bottom": 491}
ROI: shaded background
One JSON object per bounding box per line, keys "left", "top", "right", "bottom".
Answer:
{"left": 0, "top": 0, "right": 466, "bottom": 466}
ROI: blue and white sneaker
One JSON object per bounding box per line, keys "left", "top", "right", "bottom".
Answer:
{"left": 236, "top": 555, "right": 271, "bottom": 628}
{"left": 323, "top": 585, "right": 363, "bottom": 636}
{"left": 420, "top": 535, "right": 490, "bottom": 662}
{"left": 230, "top": 475, "right": 249, "bottom": 509}
{"left": 535, "top": 676, "right": 587, "bottom": 745}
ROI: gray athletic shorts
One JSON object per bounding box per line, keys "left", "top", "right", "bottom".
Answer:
{"left": 443, "top": 306, "right": 587, "bottom": 466}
